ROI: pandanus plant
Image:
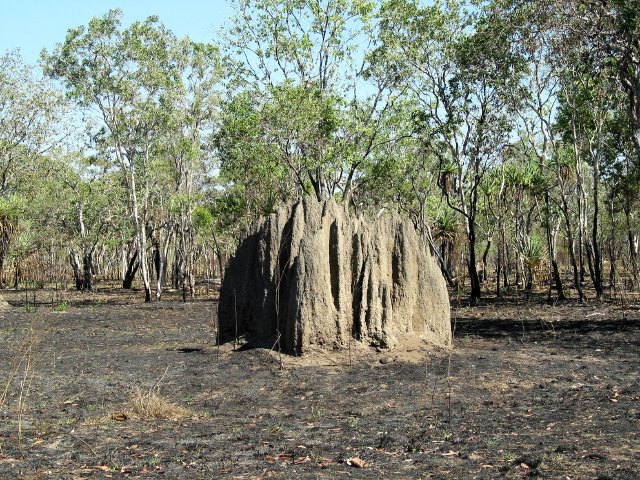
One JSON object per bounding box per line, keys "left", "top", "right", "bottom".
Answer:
{"left": 522, "top": 234, "right": 546, "bottom": 295}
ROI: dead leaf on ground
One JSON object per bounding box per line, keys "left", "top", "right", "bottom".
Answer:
{"left": 441, "top": 450, "right": 460, "bottom": 456}
{"left": 111, "top": 412, "right": 128, "bottom": 421}
{"left": 265, "top": 452, "right": 310, "bottom": 466}
{"left": 69, "top": 468, "right": 94, "bottom": 476}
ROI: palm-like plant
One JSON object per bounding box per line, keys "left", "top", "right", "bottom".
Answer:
{"left": 522, "top": 234, "right": 546, "bottom": 294}
{"left": 434, "top": 208, "right": 459, "bottom": 244}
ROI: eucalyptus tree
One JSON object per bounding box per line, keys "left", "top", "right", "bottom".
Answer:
{"left": 547, "top": 20, "right": 610, "bottom": 301}
{"left": 485, "top": 0, "right": 571, "bottom": 300}
{"left": 604, "top": 118, "right": 640, "bottom": 288}
{"left": 0, "top": 50, "right": 69, "bottom": 286}
{"left": 554, "top": 0, "right": 640, "bottom": 167}
{"left": 67, "top": 164, "right": 123, "bottom": 291}
{"left": 488, "top": 0, "right": 607, "bottom": 299}
{"left": 219, "top": 0, "right": 403, "bottom": 216}
{"left": 35, "top": 155, "right": 125, "bottom": 290}
{"left": 151, "top": 40, "right": 221, "bottom": 299}
{"left": 556, "top": 77, "right": 599, "bottom": 298}
{"left": 0, "top": 196, "right": 24, "bottom": 286}
{"left": 477, "top": 163, "right": 509, "bottom": 295}
{"left": 474, "top": 160, "right": 507, "bottom": 293}
{"left": 373, "top": 0, "right": 523, "bottom": 302}
{"left": 44, "top": 10, "right": 221, "bottom": 301}
{"left": 550, "top": 0, "right": 640, "bottom": 297}
{"left": 499, "top": 0, "right": 640, "bottom": 298}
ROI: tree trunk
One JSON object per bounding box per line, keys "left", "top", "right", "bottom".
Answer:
{"left": 309, "top": 167, "right": 330, "bottom": 201}
{"left": 547, "top": 218, "right": 564, "bottom": 301}
{"left": 123, "top": 250, "right": 139, "bottom": 290}
{"left": 609, "top": 200, "right": 617, "bottom": 293}
{"left": 212, "top": 229, "right": 225, "bottom": 279}
{"left": 578, "top": 194, "right": 587, "bottom": 286}
{"left": 13, "top": 259, "right": 19, "bottom": 289}
{"left": 69, "top": 252, "right": 83, "bottom": 291}
{"left": 549, "top": 235, "right": 565, "bottom": 301}
{"left": 154, "top": 243, "right": 161, "bottom": 283}
{"left": 625, "top": 205, "right": 638, "bottom": 289}
{"left": 525, "top": 264, "right": 533, "bottom": 300}
{"left": 422, "top": 225, "right": 457, "bottom": 289}
{"left": 115, "top": 142, "right": 152, "bottom": 302}
{"left": 481, "top": 238, "right": 491, "bottom": 283}
{"left": 82, "top": 251, "right": 93, "bottom": 291}
{"left": 543, "top": 194, "right": 565, "bottom": 300}
{"left": 0, "top": 255, "right": 5, "bottom": 288}
{"left": 496, "top": 220, "right": 503, "bottom": 297}
{"left": 173, "top": 255, "right": 180, "bottom": 290}
{"left": 502, "top": 223, "right": 510, "bottom": 289}
{"left": 130, "top": 174, "right": 152, "bottom": 302}
{"left": 551, "top": 257, "right": 564, "bottom": 299}
{"left": 154, "top": 225, "right": 174, "bottom": 301}
{"left": 467, "top": 223, "right": 481, "bottom": 303}
{"left": 561, "top": 195, "right": 585, "bottom": 302}
{"left": 434, "top": 241, "right": 457, "bottom": 288}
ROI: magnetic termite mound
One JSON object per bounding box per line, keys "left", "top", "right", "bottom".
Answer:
{"left": 218, "top": 199, "right": 451, "bottom": 354}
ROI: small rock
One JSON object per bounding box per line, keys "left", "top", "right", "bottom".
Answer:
{"left": 380, "top": 357, "right": 392, "bottom": 365}
{"left": 347, "top": 457, "right": 366, "bottom": 468}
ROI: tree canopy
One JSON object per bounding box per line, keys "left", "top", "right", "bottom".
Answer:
{"left": 1, "top": 0, "right": 639, "bottom": 303}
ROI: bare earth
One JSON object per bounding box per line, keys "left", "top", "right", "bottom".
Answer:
{"left": 0, "top": 287, "right": 639, "bottom": 479}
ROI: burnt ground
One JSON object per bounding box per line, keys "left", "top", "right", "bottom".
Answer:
{"left": 0, "top": 286, "right": 639, "bottom": 479}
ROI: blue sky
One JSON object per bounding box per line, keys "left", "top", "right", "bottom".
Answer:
{"left": 0, "top": 0, "right": 234, "bottom": 65}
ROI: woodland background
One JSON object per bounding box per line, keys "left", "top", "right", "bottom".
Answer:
{"left": 1, "top": 0, "right": 639, "bottom": 304}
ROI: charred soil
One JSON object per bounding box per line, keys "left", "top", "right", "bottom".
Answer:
{"left": 0, "top": 286, "right": 638, "bottom": 479}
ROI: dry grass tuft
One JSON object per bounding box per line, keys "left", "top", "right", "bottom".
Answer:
{"left": 82, "top": 414, "right": 114, "bottom": 427}
{"left": 125, "top": 387, "right": 190, "bottom": 420}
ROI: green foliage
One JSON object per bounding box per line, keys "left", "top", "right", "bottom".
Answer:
{"left": 54, "top": 301, "right": 69, "bottom": 312}
{"left": 0, "top": 196, "right": 25, "bottom": 220}
{"left": 434, "top": 208, "right": 460, "bottom": 243}
{"left": 504, "top": 160, "right": 542, "bottom": 193}
{"left": 522, "top": 233, "right": 546, "bottom": 269}
{"left": 192, "top": 206, "right": 214, "bottom": 231}
{"left": 43, "top": 9, "right": 222, "bottom": 300}
{"left": 0, "top": 0, "right": 638, "bottom": 299}
{"left": 0, "top": 51, "right": 69, "bottom": 195}
{"left": 10, "top": 227, "right": 34, "bottom": 258}
{"left": 221, "top": 0, "right": 399, "bottom": 212}
{"left": 215, "top": 88, "right": 301, "bottom": 208}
